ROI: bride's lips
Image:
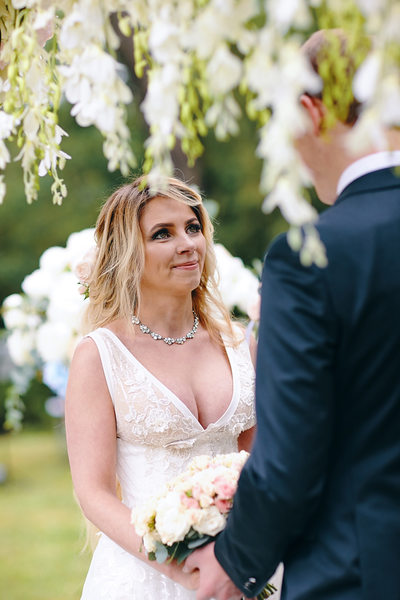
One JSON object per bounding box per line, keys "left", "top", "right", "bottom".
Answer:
{"left": 173, "top": 261, "right": 199, "bottom": 270}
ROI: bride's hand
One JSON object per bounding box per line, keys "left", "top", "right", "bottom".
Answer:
{"left": 162, "top": 559, "right": 200, "bottom": 590}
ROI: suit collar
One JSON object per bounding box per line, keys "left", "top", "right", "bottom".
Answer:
{"left": 335, "top": 166, "right": 400, "bottom": 205}
{"left": 336, "top": 151, "right": 400, "bottom": 196}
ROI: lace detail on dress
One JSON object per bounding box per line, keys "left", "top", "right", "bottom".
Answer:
{"left": 91, "top": 328, "right": 255, "bottom": 448}
{"left": 80, "top": 327, "right": 255, "bottom": 600}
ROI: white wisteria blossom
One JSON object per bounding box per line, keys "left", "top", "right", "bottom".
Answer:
{"left": 206, "top": 45, "right": 243, "bottom": 97}
{"left": 0, "top": 1, "right": 398, "bottom": 258}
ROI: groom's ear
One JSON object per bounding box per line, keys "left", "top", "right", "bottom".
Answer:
{"left": 300, "top": 94, "right": 325, "bottom": 136}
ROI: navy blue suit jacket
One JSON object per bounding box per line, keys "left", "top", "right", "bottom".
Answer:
{"left": 215, "top": 167, "right": 400, "bottom": 600}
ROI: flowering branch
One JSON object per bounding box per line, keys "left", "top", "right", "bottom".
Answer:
{"left": 0, "top": 1, "right": 399, "bottom": 262}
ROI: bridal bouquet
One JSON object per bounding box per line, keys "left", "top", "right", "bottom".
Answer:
{"left": 131, "top": 451, "right": 277, "bottom": 598}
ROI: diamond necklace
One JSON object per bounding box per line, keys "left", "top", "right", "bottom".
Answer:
{"left": 131, "top": 311, "right": 199, "bottom": 345}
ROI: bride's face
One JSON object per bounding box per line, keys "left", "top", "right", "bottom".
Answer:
{"left": 139, "top": 196, "right": 206, "bottom": 296}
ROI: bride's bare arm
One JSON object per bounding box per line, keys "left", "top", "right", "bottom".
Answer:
{"left": 65, "top": 337, "right": 198, "bottom": 589}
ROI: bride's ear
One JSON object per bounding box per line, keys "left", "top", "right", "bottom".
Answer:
{"left": 300, "top": 94, "right": 325, "bottom": 136}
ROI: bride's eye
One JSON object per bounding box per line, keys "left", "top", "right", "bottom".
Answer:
{"left": 186, "top": 222, "right": 201, "bottom": 234}
{"left": 152, "top": 228, "right": 170, "bottom": 240}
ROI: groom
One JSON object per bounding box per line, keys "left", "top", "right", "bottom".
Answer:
{"left": 185, "top": 29, "right": 400, "bottom": 600}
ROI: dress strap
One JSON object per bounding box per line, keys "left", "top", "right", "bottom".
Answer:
{"left": 245, "top": 320, "right": 255, "bottom": 347}
{"left": 85, "top": 329, "right": 116, "bottom": 404}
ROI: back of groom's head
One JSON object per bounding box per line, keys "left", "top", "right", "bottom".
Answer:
{"left": 302, "top": 29, "right": 370, "bottom": 126}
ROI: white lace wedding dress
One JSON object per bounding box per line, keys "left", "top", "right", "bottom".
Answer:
{"left": 80, "top": 326, "right": 256, "bottom": 600}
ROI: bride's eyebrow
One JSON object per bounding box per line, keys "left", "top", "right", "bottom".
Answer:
{"left": 149, "top": 217, "right": 198, "bottom": 234}
{"left": 149, "top": 222, "right": 173, "bottom": 233}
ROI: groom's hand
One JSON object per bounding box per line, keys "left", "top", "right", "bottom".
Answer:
{"left": 184, "top": 542, "right": 243, "bottom": 600}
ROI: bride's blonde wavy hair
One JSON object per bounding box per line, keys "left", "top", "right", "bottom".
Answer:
{"left": 82, "top": 175, "right": 237, "bottom": 346}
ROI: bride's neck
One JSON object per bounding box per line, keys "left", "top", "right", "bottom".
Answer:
{"left": 136, "top": 294, "right": 195, "bottom": 338}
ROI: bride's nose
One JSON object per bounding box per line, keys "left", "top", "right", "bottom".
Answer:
{"left": 176, "top": 232, "right": 196, "bottom": 254}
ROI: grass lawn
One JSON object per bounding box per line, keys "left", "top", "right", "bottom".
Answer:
{"left": 0, "top": 427, "right": 91, "bottom": 600}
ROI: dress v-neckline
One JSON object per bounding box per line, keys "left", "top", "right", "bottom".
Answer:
{"left": 98, "top": 327, "right": 240, "bottom": 432}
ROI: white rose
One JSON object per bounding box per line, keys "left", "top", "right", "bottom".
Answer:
{"left": 66, "top": 228, "right": 96, "bottom": 270}
{"left": 155, "top": 491, "right": 192, "bottom": 545}
{"left": 192, "top": 506, "right": 226, "bottom": 537}
{"left": 2, "top": 294, "right": 27, "bottom": 330}
{"left": 143, "top": 531, "right": 161, "bottom": 554}
{"left": 2, "top": 293, "right": 24, "bottom": 310}
{"left": 36, "top": 321, "right": 72, "bottom": 363}
{"left": 3, "top": 306, "right": 29, "bottom": 330}
{"left": 131, "top": 501, "right": 158, "bottom": 537}
{"left": 39, "top": 246, "right": 69, "bottom": 276}
{"left": 214, "top": 244, "right": 260, "bottom": 313}
{"left": 7, "top": 329, "right": 36, "bottom": 366}
{"left": 21, "top": 268, "right": 53, "bottom": 300}
{"left": 46, "top": 272, "right": 86, "bottom": 331}
{"left": 189, "top": 455, "right": 212, "bottom": 472}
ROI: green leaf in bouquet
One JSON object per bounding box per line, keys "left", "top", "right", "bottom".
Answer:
{"left": 185, "top": 528, "right": 198, "bottom": 540}
{"left": 173, "top": 543, "right": 194, "bottom": 565}
{"left": 154, "top": 541, "right": 169, "bottom": 564}
{"left": 187, "top": 534, "right": 212, "bottom": 549}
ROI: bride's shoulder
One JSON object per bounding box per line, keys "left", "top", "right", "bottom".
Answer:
{"left": 70, "top": 330, "right": 107, "bottom": 369}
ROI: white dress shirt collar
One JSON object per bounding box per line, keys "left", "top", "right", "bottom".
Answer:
{"left": 336, "top": 151, "right": 400, "bottom": 197}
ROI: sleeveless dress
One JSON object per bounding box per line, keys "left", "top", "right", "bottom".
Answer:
{"left": 80, "top": 326, "right": 256, "bottom": 600}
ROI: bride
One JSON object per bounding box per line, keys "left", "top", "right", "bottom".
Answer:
{"left": 65, "top": 175, "right": 256, "bottom": 599}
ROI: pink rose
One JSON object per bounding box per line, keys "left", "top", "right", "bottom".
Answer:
{"left": 74, "top": 246, "right": 97, "bottom": 284}
{"left": 213, "top": 475, "right": 237, "bottom": 499}
{"left": 77, "top": 283, "right": 88, "bottom": 296}
{"left": 180, "top": 492, "right": 200, "bottom": 510}
{"left": 214, "top": 498, "right": 233, "bottom": 514}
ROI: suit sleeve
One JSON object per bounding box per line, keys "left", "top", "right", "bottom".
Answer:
{"left": 214, "top": 234, "right": 337, "bottom": 597}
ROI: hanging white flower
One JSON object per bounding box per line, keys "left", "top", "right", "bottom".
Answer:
{"left": 141, "top": 65, "right": 182, "bottom": 136}
{"left": 60, "top": 46, "right": 132, "bottom": 133}
{"left": 148, "top": 17, "right": 183, "bottom": 65}
{"left": 353, "top": 52, "right": 382, "bottom": 103}
{"left": 0, "top": 1, "right": 397, "bottom": 263}
{"left": 59, "top": 0, "right": 106, "bottom": 49}
{"left": 0, "top": 110, "right": 15, "bottom": 138}
{"left": 263, "top": 178, "right": 317, "bottom": 226}
{"left": 206, "top": 45, "right": 242, "bottom": 97}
